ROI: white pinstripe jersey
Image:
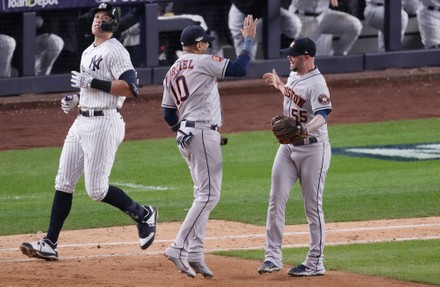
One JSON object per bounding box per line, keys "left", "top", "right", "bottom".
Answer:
{"left": 283, "top": 67, "right": 331, "bottom": 140}
{"left": 161, "top": 53, "right": 230, "bottom": 127}
{"left": 293, "top": 0, "right": 330, "bottom": 13}
{"left": 421, "top": 0, "right": 440, "bottom": 6}
{"left": 78, "top": 38, "right": 134, "bottom": 110}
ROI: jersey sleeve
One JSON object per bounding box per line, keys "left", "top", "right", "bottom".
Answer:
{"left": 309, "top": 83, "right": 332, "bottom": 114}
{"left": 108, "top": 42, "right": 135, "bottom": 80}
{"left": 199, "top": 55, "right": 229, "bottom": 79}
{"left": 161, "top": 77, "right": 177, "bottom": 109}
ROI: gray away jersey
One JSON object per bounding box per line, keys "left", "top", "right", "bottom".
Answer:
{"left": 162, "top": 53, "right": 230, "bottom": 127}
{"left": 79, "top": 38, "right": 134, "bottom": 110}
{"left": 284, "top": 67, "right": 332, "bottom": 140}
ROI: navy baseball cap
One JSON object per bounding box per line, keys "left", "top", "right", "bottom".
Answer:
{"left": 281, "top": 38, "right": 316, "bottom": 57}
{"left": 180, "top": 25, "right": 215, "bottom": 46}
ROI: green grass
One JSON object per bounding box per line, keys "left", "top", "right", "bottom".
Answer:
{"left": 0, "top": 118, "right": 439, "bottom": 285}
{"left": 216, "top": 239, "right": 440, "bottom": 286}
{"left": 0, "top": 118, "right": 439, "bottom": 234}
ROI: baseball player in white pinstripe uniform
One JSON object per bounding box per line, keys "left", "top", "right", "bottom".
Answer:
{"left": 257, "top": 38, "right": 332, "bottom": 277}
{"left": 228, "top": 0, "right": 302, "bottom": 60}
{"left": 417, "top": 0, "right": 440, "bottom": 48}
{"left": 364, "top": 0, "right": 409, "bottom": 51}
{"left": 161, "top": 15, "right": 258, "bottom": 278}
{"left": 289, "top": 0, "right": 362, "bottom": 56}
{"left": 19, "top": 3, "right": 157, "bottom": 261}
{"left": 0, "top": 34, "right": 16, "bottom": 78}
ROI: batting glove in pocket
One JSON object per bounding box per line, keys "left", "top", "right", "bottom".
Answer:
{"left": 177, "top": 130, "right": 193, "bottom": 148}
{"left": 61, "top": 94, "right": 79, "bottom": 114}
{"left": 71, "top": 71, "right": 93, "bottom": 89}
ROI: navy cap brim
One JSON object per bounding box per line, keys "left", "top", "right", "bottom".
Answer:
{"left": 280, "top": 47, "right": 301, "bottom": 57}
{"left": 181, "top": 34, "right": 216, "bottom": 46}
{"left": 202, "top": 35, "right": 216, "bottom": 43}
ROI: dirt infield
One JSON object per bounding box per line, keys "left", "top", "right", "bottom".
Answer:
{"left": 1, "top": 67, "right": 440, "bottom": 286}
{"left": 1, "top": 217, "right": 440, "bottom": 287}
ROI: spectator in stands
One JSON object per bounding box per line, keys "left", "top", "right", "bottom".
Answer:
{"left": 417, "top": 0, "right": 440, "bottom": 49}
{"left": 289, "top": 0, "right": 363, "bottom": 56}
{"left": 363, "top": 0, "right": 409, "bottom": 51}
{"left": 228, "top": 0, "right": 302, "bottom": 60}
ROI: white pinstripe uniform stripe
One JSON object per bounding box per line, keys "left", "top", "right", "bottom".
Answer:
{"left": 418, "top": 0, "right": 440, "bottom": 48}
{"left": 161, "top": 53, "right": 228, "bottom": 262}
{"left": 55, "top": 38, "right": 134, "bottom": 201}
{"left": 35, "top": 33, "right": 64, "bottom": 76}
{"left": 264, "top": 67, "right": 332, "bottom": 270}
{"left": 364, "top": 0, "right": 409, "bottom": 51}
{"left": 0, "top": 34, "right": 16, "bottom": 78}
{"left": 290, "top": 0, "right": 363, "bottom": 55}
{"left": 228, "top": 4, "right": 302, "bottom": 60}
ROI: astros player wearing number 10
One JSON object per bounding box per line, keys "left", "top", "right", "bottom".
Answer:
{"left": 257, "top": 38, "right": 332, "bottom": 277}
{"left": 19, "top": 3, "right": 157, "bottom": 261}
{"left": 161, "top": 15, "right": 258, "bottom": 278}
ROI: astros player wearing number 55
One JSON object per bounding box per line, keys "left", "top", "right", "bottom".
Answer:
{"left": 19, "top": 3, "right": 157, "bottom": 261}
{"left": 161, "top": 15, "right": 258, "bottom": 278}
{"left": 257, "top": 38, "right": 332, "bottom": 277}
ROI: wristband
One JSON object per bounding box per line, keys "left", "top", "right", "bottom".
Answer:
{"left": 241, "top": 36, "right": 253, "bottom": 54}
{"left": 91, "top": 79, "right": 112, "bottom": 93}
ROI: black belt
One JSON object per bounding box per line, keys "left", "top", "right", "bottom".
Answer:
{"left": 79, "top": 109, "right": 104, "bottom": 117}
{"left": 295, "top": 10, "right": 322, "bottom": 17}
{"left": 184, "top": 120, "right": 219, "bottom": 131}
{"left": 367, "top": 2, "right": 384, "bottom": 6}
{"left": 292, "top": 137, "right": 318, "bottom": 147}
{"left": 78, "top": 109, "right": 119, "bottom": 117}
{"left": 428, "top": 6, "right": 440, "bottom": 11}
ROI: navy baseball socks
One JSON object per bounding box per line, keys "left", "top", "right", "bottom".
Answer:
{"left": 20, "top": 190, "right": 70, "bottom": 260}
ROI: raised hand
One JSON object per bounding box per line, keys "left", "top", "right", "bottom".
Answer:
{"left": 241, "top": 14, "right": 258, "bottom": 39}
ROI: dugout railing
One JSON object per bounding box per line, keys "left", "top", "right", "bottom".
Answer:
{"left": 0, "top": 0, "right": 439, "bottom": 97}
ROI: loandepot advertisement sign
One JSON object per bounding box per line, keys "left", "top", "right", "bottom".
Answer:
{"left": 332, "top": 143, "right": 440, "bottom": 161}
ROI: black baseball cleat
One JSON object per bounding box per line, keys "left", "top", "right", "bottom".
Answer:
{"left": 19, "top": 238, "right": 59, "bottom": 261}
{"left": 137, "top": 205, "right": 158, "bottom": 250}
{"left": 257, "top": 260, "right": 281, "bottom": 274}
{"left": 287, "top": 264, "right": 325, "bottom": 277}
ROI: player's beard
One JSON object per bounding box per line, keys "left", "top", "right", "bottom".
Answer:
{"left": 290, "top": 60, "right": 298, "bottom": 72}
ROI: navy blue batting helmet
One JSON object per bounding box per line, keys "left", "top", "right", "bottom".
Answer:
{"left": 91, "top": 3, "right": 120, "bottom": 33}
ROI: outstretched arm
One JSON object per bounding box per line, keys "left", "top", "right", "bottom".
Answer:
{"left": 262, "top": 69, "right": 286, "bottom": 95}
{"left": 224, "top": 15, "right": 258, "bottom": 77}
